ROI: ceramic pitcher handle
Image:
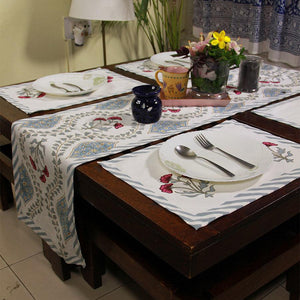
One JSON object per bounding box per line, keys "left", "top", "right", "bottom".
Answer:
{"left": 155, "top": 70, "right": 165, "bottom": 89}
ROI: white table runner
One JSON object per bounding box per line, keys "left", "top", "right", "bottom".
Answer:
{"left": 0, "top": 68, "right": 143, "bottom": 114}
{"left": 11, "top": 86, "right": 300, "bottom": 267}
{"left": 117, "top": 60, "right": 300, "bottom": 110}
{"left": 252, "top": 96, "right": 300, "bottom": 128}
{"left": 100, "top": 120, "right": 300, "bottom": 229}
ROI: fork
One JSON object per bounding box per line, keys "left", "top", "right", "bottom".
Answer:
{"left": 63, "top": 82, "right": 85, "bottom": 91}
{"left": 50, "top": 83, "right": 72, "bottom": 93}
{"left": 195, "top": 134, "right": 256, "bottom": 169}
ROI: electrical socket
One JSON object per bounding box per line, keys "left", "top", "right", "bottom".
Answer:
{"left": 64, "top": 17, "right": 92, "bottom": 40}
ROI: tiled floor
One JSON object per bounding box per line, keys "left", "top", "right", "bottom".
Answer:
{"left": 0, "top": 206, "right": 292, "bottom": 300}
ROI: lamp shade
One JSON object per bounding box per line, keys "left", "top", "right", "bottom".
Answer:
{"left": 69, "top": 0, "right": 135, "bottom": 21}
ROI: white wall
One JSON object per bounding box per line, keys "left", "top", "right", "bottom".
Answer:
{"left": 0, "top": 0, "right": 153, "bottom": 86}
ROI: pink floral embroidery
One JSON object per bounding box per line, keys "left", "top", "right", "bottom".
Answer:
{"left": 37, "top": 92, "right": 46, "bottom": 98}
{"left": 234, "top": 90, "right": 241, "bottom": 95}
{"left": 160, "top": 174, "right": 172, "bottom": 183}
{"left": 92, "top": 116, "right": 123, "bottom": 129}
{"left": 40, "top": 174, "right": 46, "bottom": 183}
{"left": 168, "top": 108, "right": 180, "bottom": 113}
{"left": 93, "top": 117, "right": 107, "bottom": 121}
{"left": 29, "top": 141, "right": 50, "bottom": 181}
{"left": 160, "top": 183, "right": 173, "bottom": 193}
{"left": 263, "top": 142, "right": 278, "bottom": 147}
{"left": 108, "top": 116, "right": 122, "bottom": 120}
{"left": 158, "top": 173, "right": 215, "bottom": 196}
{"left": 263, "top": 141, "right": 293, "bottom": 162}
{"left": 260, "top": 80, "right": 280, "bottom": 84}
{"left": 114, "top": 122, "right": 123, "bottom": 129}
{"left": 162, "top": 108, "right": 181, "bottom": 113}
{"left": 29, "top": 156, "right": 37, "bottom": 170}
{"left": 18, "top": 89, "right": 46, "bottom": 99}
{"left": 43, "top": 166, "right": 49, "bottom": 177}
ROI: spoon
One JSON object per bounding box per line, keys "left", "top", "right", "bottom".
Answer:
{"left": 175, "top": 145, "right": 235, "bottom": 177}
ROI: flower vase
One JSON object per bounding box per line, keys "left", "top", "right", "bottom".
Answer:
{"left": 190, "top": 56, "right": 230, "bottom": 98}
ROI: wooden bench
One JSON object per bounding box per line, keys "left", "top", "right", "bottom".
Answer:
{"left": 76, "top": 199, "right": 300, "bottom": 300}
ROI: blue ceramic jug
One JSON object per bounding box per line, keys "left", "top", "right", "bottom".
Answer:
{"left": 131, "top": 85, "right": 162, "bottom": 124}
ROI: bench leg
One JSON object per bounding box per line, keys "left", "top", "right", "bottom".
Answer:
{"left": 42, "top": 239, "right": 71, "bottom": 281}
{"left": 287, "top": 263, "right": 300, "bottom": 300}
{"left": 0, "top": 174, "right": 13, "bottom": 210}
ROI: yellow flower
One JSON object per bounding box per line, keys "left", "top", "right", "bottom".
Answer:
{"left": 211, "top": 30, "right": 231, "bottom": 49}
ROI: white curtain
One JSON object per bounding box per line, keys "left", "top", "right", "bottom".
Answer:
{"left": 193, "top": 0, "right": 300, "bottom": 67}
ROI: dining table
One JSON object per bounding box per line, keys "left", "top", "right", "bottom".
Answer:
{"left": 1, "top": 57, "right": 300, "bottom": 299}
{"left": 73, "top": 115, "right": 300, "bottom": 299}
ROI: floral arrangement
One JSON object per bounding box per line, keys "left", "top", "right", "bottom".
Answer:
{"left": 177, "top": 30, "right": 245, "bottom": 94}
{"left": 178, "top": 30, "right": 245, "bottom": 68}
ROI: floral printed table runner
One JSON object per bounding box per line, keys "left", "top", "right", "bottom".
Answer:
{"left": 0, "top": 68, "right": 143, "bottom": 114}
{"left": 11, "top": 95, "right": 217, "bottom": 267}
{"left": 100, "top": 120, "right": 300, "bottom": 229}
{"left": 11, "top": 84, "right": 300, "bottom": 267}
{"left": 116, "top": 60, "right": 300, "bottom": 107}
{"left": 252, "top": 96, "right": 300, "bottom": 129}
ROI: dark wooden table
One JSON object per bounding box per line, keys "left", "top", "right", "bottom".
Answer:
{"left": 0, "top": 61, "right": 153, "bottom": 210}
{"left": 72, "top": 108, "right": 300, "bottom": 299}
{"left": 1, "top": 64, "right": 300, "bottom": 299}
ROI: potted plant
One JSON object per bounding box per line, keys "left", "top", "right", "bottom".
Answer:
{"left": 134, "top": 0, "right": 184, "bottom": 53}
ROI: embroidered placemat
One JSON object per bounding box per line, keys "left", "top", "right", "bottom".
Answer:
{"left": 116, "top": 59, "right": 159, "bottom": 80}
{"left": 252, "top": 96, "right": 300, "bottom": 128}
{"left": 100, "top": 120, "right": 300, "bottom": 229}
{"left": 0, "top": 68, "right": 144, "bottom": 114}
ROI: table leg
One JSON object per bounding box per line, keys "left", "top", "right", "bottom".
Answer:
{"left": 75, "top": 196, "right": 105, "bottom": 288}
{"left": 80, "top": 239, "right": 105, "bottom": 289}
{"left": 0, "top": 173, "right": 13, "bottom": 210}
{"left": 42, "top": 239, "right": 71, "bottom": 281}
{"left": 287, "top": 263, "right": 300, "bottom": 300}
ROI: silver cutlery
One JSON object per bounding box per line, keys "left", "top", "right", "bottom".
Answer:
{"left": 63, "top": 82, "right": 85, "bottom": 91}
{"left": 50, "top": 83, "right": 72, "bottom": 93}
{"left": 175, "top": 145, "right": 235, "bottom": 177}
{"left": 194, "top": 134, "right": 256, "bottom": 169}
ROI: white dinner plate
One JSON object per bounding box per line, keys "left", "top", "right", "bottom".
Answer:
{"left": 150, "top": 51, "right": 190, "bottom": 67}
{"left": 159, "top": 130, "right": 273, "bottom": 182}
{"left": 32, "top": 73, "right": 106, "bottom": 96}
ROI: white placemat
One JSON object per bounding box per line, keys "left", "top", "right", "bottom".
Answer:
{"left": 0, "top": 68, "right": 144, "bottom": 114}
{"left": 116, "top": 59, "right": 159, "bottom": 80}
{"left": 252, "top": 96, "right": 300, "bottom": 128}
{"left": 100, "top": 120, "right": 300, "bottom": 229}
